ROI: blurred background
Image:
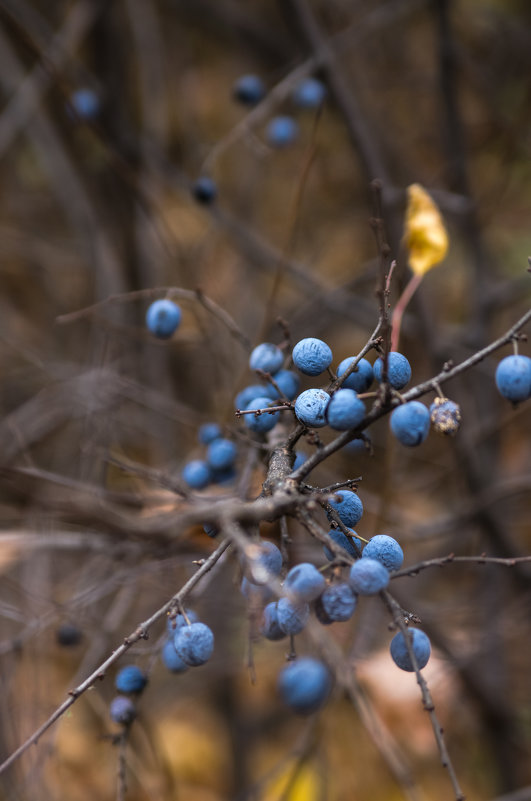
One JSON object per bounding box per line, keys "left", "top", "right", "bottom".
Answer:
{"left": 0, "top": 0, "right": 530, "bottom": 799}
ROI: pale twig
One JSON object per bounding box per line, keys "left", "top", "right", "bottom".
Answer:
{"left": 392, "top": 554, "right": 531, "bottom": 580}
{"left": 382, "top": 591, "right": 466, "bottom": 801}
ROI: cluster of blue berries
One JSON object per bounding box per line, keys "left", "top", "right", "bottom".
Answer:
{"left": 190, "top": 75, "right": 327, "bottom": 205}
{"left": 109, "top": 665, "right": 148, "bottom": 726}
{"left": 237, "top": 486, "right": 431, "bottom": 714}
{"left": 236, "top": 335, "right": 460, "bottom": 449}
{"left": 181, "top": 423, "right": 238, "bottom": 491}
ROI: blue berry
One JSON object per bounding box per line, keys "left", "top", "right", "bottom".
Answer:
{"left": 245, "top": 540, "right": 283, "bottom": 584}
{"left": 192, "top": 176, "right": 217, "bottom": 204}
{"left": 284, "top": 562, "right": 326, "bottom": 602}
{"left": 390, "top": 628, "right": 431, "bottom": 671}
{"left": 326, "top": 389, "right": 365, "bottom": 430}
{"left": 390, "top": 401, "right": 430, "bottom": 447}
{"left": 203, "top": 523, "right": 219, "bottom": 538}
{"left": 233, "top": 74, "right": 265, "bottom": 106}
{"left": 343, "top": 437, "right": 369, "bottom": 455}
{"left": 174, "top": 622, "right": 214, "bottom": 666}
{"left": 349, "top": 558, "right": 389, "bottom": 595}
{"left": 261, "top": 602, "right": 286, "bottom": 641}
{"left": 278, "top": 657, "right": 331, "bottom": 715}
{"left": 294, "top": 388, "right": 330, "bottom": 427}
{"left": 328, "top": 490, "right": 363, "bottom": 527}
{"left": 269, "top": 369, "right": 300, "bottom": 400}
{"left": 337, "top": 357, "right": 374, "bottom": 392}
{"left": 276, "top": 597, "right": 310, "bottom": 635}
{"left": 198, "top": 423, "right": 222, "bottom": 444}
{"left": 374, "top": 352, "right": 412, "bottom": 389}
{"left": 182, "top": 459, "right": 211, "bottom": 490}
{"left": 56, "top": 623, "right": 82, "bottom": 646}
{"left": 240, "top": 577, "right": 274, "bottom": 606}
{"left": 429, "top": 398, "right": 461, "bottom": 435}
{"left": 249, "top": 343, "right": 284, "bottom": 374}
{"left": 266, "top": 115, "right": 299, "bottom": 148}
{"left": 206, "top": 438, "right": 237, "bottom": 470}
{"left": 110, "top": 696, "right": 136, "bottom": 725}
{"left": 293, "top": 451, "right": 308, "bottom": 470}
{"left": 145, "top": 299, "right": 182, "bottom": 339}
{"left": 323, "top": 527, "right": 362, "bottom": 561}
{"left": 166, "top": 609, "right": 198, "bottom": 634}
{"left": 211, "top": 465, "right": 237, "bottom": 485}
{"left": 244, "top": 396, "right": 280, "bottom": 433}
{"left": 363, "top": 535, "right": 403, "bottom": 571}
{"left": 292, "top": 337, "right": 333, "bottom": 376}
{"left": 316, "top": 582, "right": 356, "bottom": 623}
{"left": 161, "top": 639, "right": 189, "bottom": 673}
{"left": 234, "top": 383, "right": 276, "bottom": 410}
{"left": 71, "top": 88, "right": 100, "bottom": 119}
{"left": 293, "top": 77, "right": 326, "bottom": 109}
{"left": 115, "top": 665, "right": 147, "bottom": 694}
{"left": 495, "top": 354, "right": 531, "bottom": 404}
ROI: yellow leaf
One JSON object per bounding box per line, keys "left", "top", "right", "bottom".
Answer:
{"left": 404, "top": 183, "right": 448, "bottom": 276}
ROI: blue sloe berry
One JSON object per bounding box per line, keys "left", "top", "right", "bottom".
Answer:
{"left": 495, "top": 354, "right": 531, "bottom": 404}
{"left": 260, "top": 602, "right": 286, "bottom": 641}
{"left": 145, "top": 299, "right": 181, "bottom": 339}
{"left": 336, "top": 357, "right": 374, "bottom": 392}
{"left": 174, "top": 622, "right": 214, "bottom": 666}
{"left": 192, "top": 176, "right": 217, "bottom": 204}
{"left": 115, "top": 665, "right": 147, "bottom": 694}
{"left": 266, "top": 115, "right": 299, "bottom": 147}
{"left": 294, "top": 388, "right": 330, "bottom": 427}
{"left": 349, "top": 558, "right": 389, "bottom": 595}
{"left": 211, "top": 466, "right": 237, "bottom": 485}
{"left": 203, "top": 523, "right": 219, "bottom": 538}
{"left": 56, "top": 623, "right": 82, "bottom": 647}
{"left": 363, "top": 535, "right": 403, "bottom": 572}
{"left": 182, "top": 459, "right": 211, "bottom": 490}
{"left": 292, "top": 337, "right": 333, "bottom": 376}
{"left": 323, "top": 527, "right": 362, "bottom": 561}
{"left": 315, "top": 582, "right": 357, "bottom": 623}
{"left": 373, "top": 352, "right": 412, "bottom": 389}
{"left": 233, "top": 74, "right": 266, "bottom": 105}
{"left": 109, "top": 696, "right": 136, "bottom": 725}
{"left": 71, "top": 88, "right": 100, "bottom": 119}
{"left": 429, "top": 397, "right": 461, "bottom": 436}
{"left": 326, "top": 389, "right": 365, "bottom": 430}
{"left": 244, "top": 396, "right": 280, "bottom": 433}
{"left": 240, "top": 577, "right": 274, "bottom": 606}
{"left": 268, "top": 369, "right": 300, "bottom": 400}
{"left": 166, "top": 609, "right": 198, "bottom": 634}
{"left": 293, "top": 451, "right": 307, "bottom": 470}
{"left": 234, "top": 383, "right": 276, "bottom": 410}
{"left": 292, "top": 77, "right": 326, "bottom": 109}
{"left": 276, "top": 597, "right": 310, "bottom": 635}
{"left": 284, "top": 562, "right": 326, "bottom": 602}
{"left": 390, "top": 628, "right": 431, "bottom": 671}
{"left": 390, "top": 401, "right": 430, "bottom": 447}
{"left": 278, "top": 657, "right": 332, "bottom": 715}
{"left": 249, "top": 343, "right": 284, "bottom": 374}
{"left": 198, "top": 423, "right": 222, "bottom": 444}
{"left": 206, "top": 438, "right": 237, "bottom": 470}
{"left": 245, "top": 539, "right": 283, "bottom": 584}
{"left": 161, "top": 639, "right": 189, "bottom": 673}
{"left": 328, "top": 489, "right": 363, "bottom": 527}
